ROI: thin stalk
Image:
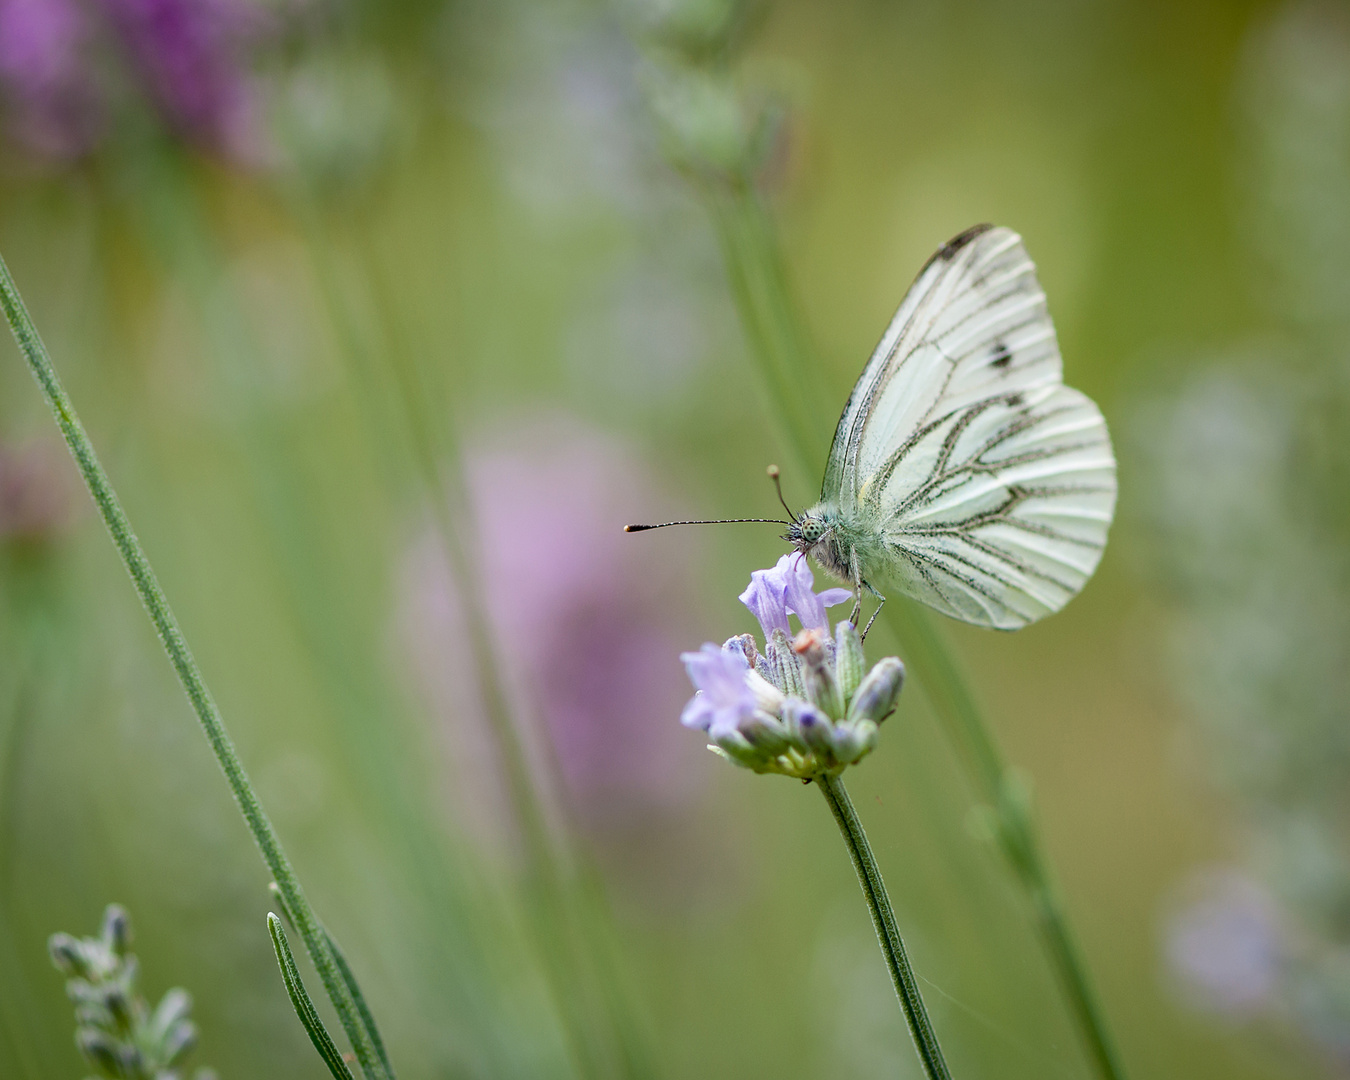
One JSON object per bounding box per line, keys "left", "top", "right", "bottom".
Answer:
{"left": 363, "top": 247, "right": 639, "bottom": 1080}
{"left": 817, "top": 773, "right": 952, "bottom": 1080}
{"left": 704, "top": 181, "right": 1127, "bottom": 1080}
{"left": 0, "top": 252, "right": 391, "bottom": 1080}
{"left": 288, "top": 191, "right": 645, "bottom": 1079}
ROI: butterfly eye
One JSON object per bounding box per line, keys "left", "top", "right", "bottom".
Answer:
{"left": 800, "top": 519, "right": 825, "bottom": 544}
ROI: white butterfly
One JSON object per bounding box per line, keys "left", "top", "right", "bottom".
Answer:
{"left": 787, "top": 224, "right": 1117, "bottom": 631}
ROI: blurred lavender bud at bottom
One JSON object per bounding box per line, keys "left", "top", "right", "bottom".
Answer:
{"left": 1165, "top": 869, "right": 1286, "bottom": 1016}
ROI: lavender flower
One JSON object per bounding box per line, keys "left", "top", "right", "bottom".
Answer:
{"left": 739, "top": 552, "right": 852, "bottom": 638}
{"left": 49, "top": 904, "right": 216, "bottom": 1080}
{"left": 0, "top": 0, "right": 104, "bottom": 160}
{"left": 679, "top": 641, "right": 756, "bottom": 740}
{"left": 682, "top": 557, "right": 903, "bottom": 778}
{"left": 98, "top": 0, "right": 270, "bottom": 158}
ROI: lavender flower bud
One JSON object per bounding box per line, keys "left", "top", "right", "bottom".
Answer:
{"left": 102, "top": 980, "right": 134, "bottom": 1030}
{"left": 75, "top": 1002, "right": 112, "bottom": 1028}
{"left": 848, "top": 657, "right": 905, "bottom": 724}
{"left": 724, "top": 633, "right": 758, "bottom": 667}
{"left": 75, "top": 1027, "right": 121, "bottom": 1073}
{"left": 48, "top": 933, "right": 85, "bottom": 977}
{"left": 793, "top": 628, "right": 842, "bottom": 718}
{"left": 830, "top": 719, "right": 879, "bottom": 765}
{"left": 711, "top": 729, "right": 763, "bottom": 769}
{"left": 766, "top": 628, "right": 804, "bottom": 698}
{"left": 739, "top": 710, "right": 792, "bottom": 756}
{"left": 834, "top": 621, "right": 865, "bottom": 704}
{"left": 785, "top": 698, "right": 833, "bottom": 756}
{"left": 162, "top": 1018, "right": 198, "bottom": 1064}
{"left": 101, "top": 904, "right": 131, "bottom": 952}
{"left": 150, "top": 987, "right": 193, "bottom": 1040}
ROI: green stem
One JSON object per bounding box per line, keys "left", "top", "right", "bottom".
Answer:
{"left": 286, "top": 190, "right": 645, "bottom": 1079}
{"left": 0, "top": 252, "right": 390, "bottom": 1080}
{"left": 817, "top": 774, "right": 952, "bottom": 1080}
{"left": 706, "top": 182, "right": 1126, "bottom": 1080}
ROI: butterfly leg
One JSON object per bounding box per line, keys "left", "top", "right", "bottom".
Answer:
{"left": 848, "top": 559, "right": 865, "bottom": 627}
{"left": 861, "top": 590, "right": 886, "bottom": 641}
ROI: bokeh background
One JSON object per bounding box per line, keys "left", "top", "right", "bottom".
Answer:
{"left": 2, "top": 0, "right": 1348, "bottom": 1077}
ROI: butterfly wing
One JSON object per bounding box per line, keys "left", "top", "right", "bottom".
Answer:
{"left": 827, "top": 225, "right": 1116, "bottom": 629}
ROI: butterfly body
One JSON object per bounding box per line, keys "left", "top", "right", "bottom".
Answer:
{"left": 787, "top": 501, "right": 884, "bottom": 594}
{"left": 791, "top": 224, "right": 1117, "bottom": 631}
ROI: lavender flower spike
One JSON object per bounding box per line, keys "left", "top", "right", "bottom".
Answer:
{"left": 682, "top": 558, "right": 905, "bottom": 779}
{"left": 739, "top": 553, "right": 851, "bottom": 638}
{"left": 680, "top": 641, "right": 756, "bottom": 740}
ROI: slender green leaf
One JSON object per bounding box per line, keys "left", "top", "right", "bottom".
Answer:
{"left": 269, "top": 914, "right": 356, "bottom": 1080}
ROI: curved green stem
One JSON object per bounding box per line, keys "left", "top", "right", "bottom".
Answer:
{"left": 0, "top": 251, "right": 391, "bottom": 1080}
{"left": 705, "top": 181, "right": 1126, "bottom": 1080}
{"left": 817, "top": 774, "right": 952, "bottom": 1080}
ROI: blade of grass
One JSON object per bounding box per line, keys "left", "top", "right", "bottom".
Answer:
{"left": 0, "top": 249, "right": 391, "bottom": 1080}
{"left": 269, "top": 913, "right": 358, "bottom": 1080}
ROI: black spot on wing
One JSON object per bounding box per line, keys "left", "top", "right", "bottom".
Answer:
{"left": 990, "top": 341, "right": 1012, "bottom": 370}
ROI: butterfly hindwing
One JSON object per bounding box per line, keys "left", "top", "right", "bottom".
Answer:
{"left": 829, "top": 225, "right": 1116, "bottom": 629}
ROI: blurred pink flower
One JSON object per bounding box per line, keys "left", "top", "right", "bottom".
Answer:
{"left": 0, "top": 0, "right": 105, "bottom": 160}
{"left": 97, "top": 0, "right": 271, "bottom": 158}
{"left": 397, "top": 415, "right": 711, "bottom": 848}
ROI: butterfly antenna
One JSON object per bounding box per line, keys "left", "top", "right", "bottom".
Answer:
{"left": 625, "top": 517, "right": 789, "bottom": 532}
{"left": 767, "top": 464, "right": 799, "bottom": 521}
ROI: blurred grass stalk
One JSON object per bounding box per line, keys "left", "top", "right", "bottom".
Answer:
{"left": 283, "top": 175, "right": 651, "bottom": 1080}
{"left": 0, "top": 251, "right": 393, "bottom": 1080}
{"left": 108, "top": 120, "right": 646, "bottom": 1077}
{"left": 704, "top": 179, "right": 1127, "bottom": 1080}
{"left": 107, "top": 135, "right": 575, "bottom": 1078}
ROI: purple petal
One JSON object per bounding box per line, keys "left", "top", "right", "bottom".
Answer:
{"left": 680, "top": 642, "right": 754, "bottom": 736}
{"left": 783, "top": 553, "right": 849, "bottom": 631}
{"left": 738, "top": 557, "right": 792, "bottom": 638}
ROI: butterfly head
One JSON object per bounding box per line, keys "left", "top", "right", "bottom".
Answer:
{"left": 786, "top": 504, "right": 855, "bottom": 586}
{"left": 787, "top": 513, "right": 827, "bottom": 548}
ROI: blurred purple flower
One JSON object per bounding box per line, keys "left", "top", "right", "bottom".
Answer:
{"left": 0, "top": 0, "right": 104, "bottom": 159}
{"left": 739, "top": 552, "right": 851, "bottom": 639}
{"left": 396, "top": 414, "right": 710, "bottom": 844}
{"left": 679, "top": 642, "right": 754, "bottom": 740}
{"left": 1165, "top": 869, "right": 1285, "bottom": 1015}
{"left": 97, "top": 0, "right": 270, "bottom": 158}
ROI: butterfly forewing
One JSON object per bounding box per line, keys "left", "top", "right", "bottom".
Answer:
{"left": 831, "top": 225, "right": 1116, "bottom": 629}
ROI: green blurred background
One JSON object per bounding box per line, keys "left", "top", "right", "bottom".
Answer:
{"left": 2, "top": 0, "right": 1347, "bottom": 1077}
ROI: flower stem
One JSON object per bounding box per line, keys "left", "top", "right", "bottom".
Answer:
{"left": 705, "top": 181, "right": 1126, "bottom": 1080}
{"left": 817, "top": 773, "right": 952, "bottom": 1080}
{"left": 0, "top": 250, "right": 391, "bottom": 1080}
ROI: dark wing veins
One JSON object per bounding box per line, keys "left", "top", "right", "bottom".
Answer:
{"left": 877, "top": 397, "right": 1110, "bottom": 542}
